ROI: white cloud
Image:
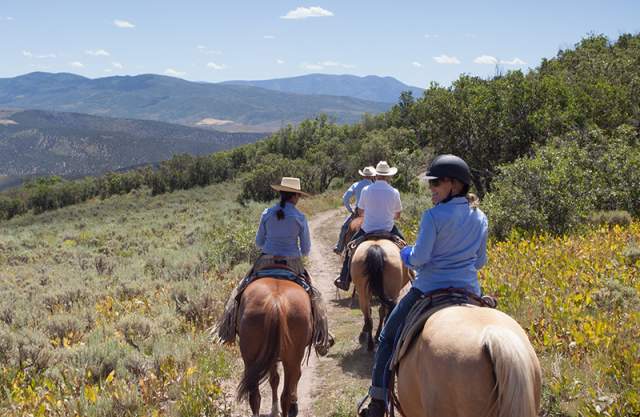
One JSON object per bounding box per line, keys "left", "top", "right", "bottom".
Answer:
{"left": 196, "top": 45, "right": 222, "bottom": 55}
{"left": 104, "top": 68, "right": 113, "bottom": 73}
{"left": 424, "top": 34, "right": 439, "bottom": 39}
{"left": 500, "top": 57, "right": 527, "bottom": 66}
{"left": 321, "top": 60, "right": 354, "bottom": 69}
{"left": 165, "top": 68, "right": 186, "bottom": 77}
{"left": 113, "top": 19, "right": 135, "bottom": 28}
{"left": 263, "top": 35, "right": 276, "bottom": 39}
{"left": 85, "top": 49, "right": 110, "bottom": 57}
{"left": 433, "top": 54, "right": 460, "bottom": 64}
{"left": 70, "top": 62, "right": 85, "bottom": 68}
{"left": 1, "top": 16, "right": 14, "bottom": 21}
{"left": 281, "top": 6, "right": 333, "bottom": 19}
{"left": 112, "top": 62, "right": 124, "bottom": 69}
{"left": 207, "top": 62, "right": 227, "bottom": 70}
{"left": 412, "top": 61, "right": 422, "bottom": 68}
{"left": 276, "top": 59, "right": 285, "bottom": 64}
{"left": 301, "top": 63, "right": 324, "bottom": 71}
{"left": 23, "top": 50, "right": 57, "bottom": 59}
{"left": 474, "top": 55, "right": 498, "bottom": 65}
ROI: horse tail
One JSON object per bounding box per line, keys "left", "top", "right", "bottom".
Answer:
{"left": 364, "top": 244, "right": 393, "bottom": 307}
{"left": 481, "top": 325, "right": 538, "bottom": 417}
{"left": 237, "top": 300, "right": 281, "bottom": 402}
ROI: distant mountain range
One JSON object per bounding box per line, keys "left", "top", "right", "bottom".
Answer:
{"left": 0, "top": 72, "right": 393, "bottom": 132}
{"left": 221, "top": 74, "right": 424, "bottom": 104}
{"left": 0, "top": 109, "right": 264, "bottom": 177}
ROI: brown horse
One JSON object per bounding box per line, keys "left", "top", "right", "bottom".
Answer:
{"left": 350, "top": 240, "right": 411, "bottom": 351}
{"left": 396, "top": 305, "right": 542, "bottom": 417}
{"left": 237, "top": 278, "right": 313, "bottom": 417}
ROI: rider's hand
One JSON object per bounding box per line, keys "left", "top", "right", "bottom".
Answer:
{"left": 400, "top": 246, "right": 413, "bottom": 267}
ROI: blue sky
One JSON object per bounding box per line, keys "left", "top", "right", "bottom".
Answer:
{"left": 1, "top": 1, "right": 639, "bottom": 88}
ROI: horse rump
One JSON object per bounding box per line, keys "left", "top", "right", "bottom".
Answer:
{"left": 364, "top": 244, "right": 393, "bottom": 307}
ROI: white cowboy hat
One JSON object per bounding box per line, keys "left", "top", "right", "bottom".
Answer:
{"left": 374, "top": 161, "right": 398, "bottom": 176}
{"left": 270, "top": 177, "right": 310, "bottom": 196}
{"left": 358, "top": 166, "right": 376, "bottom": 177}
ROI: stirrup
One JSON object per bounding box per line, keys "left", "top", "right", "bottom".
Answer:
{"left": 333, "top": 276, "right": 350, "bottom": 291}
{"left": 357, "top": 394, "right": 370, "bottom": 416}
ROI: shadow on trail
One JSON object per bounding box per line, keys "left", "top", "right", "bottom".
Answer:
{"left": 333, "top": 345, "right": 375, "bottom": 378}
{"left": 330, "top": 293, "right": 359, "bottom": 309}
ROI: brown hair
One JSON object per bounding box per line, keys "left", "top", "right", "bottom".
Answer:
{"left": 277, "top": 191, "right": 296, "bottom": 220}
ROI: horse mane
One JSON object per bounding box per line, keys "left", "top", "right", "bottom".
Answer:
{"left": 363, "top": 244, "right": 394, "bottom": 307}
{"left": 237, "top": 300, "right": 281, "bottom": 402}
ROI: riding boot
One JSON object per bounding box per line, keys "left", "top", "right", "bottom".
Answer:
{"left": 333, "top": 255, "right": 351, "bottom": 291}
{"left": 359, "top": 399, "right": 386, "bottom": 417}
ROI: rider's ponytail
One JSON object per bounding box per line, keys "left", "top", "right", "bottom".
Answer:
{"left": 277, "top": 191, "right": 295, "bottom": 220}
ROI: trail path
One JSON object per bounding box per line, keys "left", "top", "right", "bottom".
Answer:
{"left": 227, "top": 208, "right": 370, "bottom": 417}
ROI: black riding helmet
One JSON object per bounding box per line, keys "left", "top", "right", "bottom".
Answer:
{"left": 425, "top": 154, "right": 472, "bottom": 186}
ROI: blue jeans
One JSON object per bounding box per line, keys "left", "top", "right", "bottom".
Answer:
{"left": 334, "top": 212, "right": 356, "bottom": 252}
{"left": 369, "top": 287, "right": 422, "bottom": 401}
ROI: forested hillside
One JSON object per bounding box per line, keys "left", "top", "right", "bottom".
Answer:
{"left": 3, "top": 33, "right": 639, "bottom": 238}
{"left": 0, "top": 109, "right": 264, "bottom": 177}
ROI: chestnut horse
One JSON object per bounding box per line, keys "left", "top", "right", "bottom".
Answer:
{"left": 350, "top": 239, "right": 411, "bottom": 351}
{"left": 237, "top": 278, "right": 313, "bottom": 417}
{"left": 396, "top": 305, "right": 542, "bottom": 417}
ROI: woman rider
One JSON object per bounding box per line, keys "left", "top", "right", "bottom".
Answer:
{"left": 217, "top": 177, "right": 332, "bottom": 354}
{"left": 359, "top": 155, "right": 489, "bottom": 417}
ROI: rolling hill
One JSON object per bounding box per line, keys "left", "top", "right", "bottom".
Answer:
{"left": 0, "top": 72, "right": 391, "bottom": 132}
{"left": 0, "top": 109, "right": 265, "bottom": 177}
{"left": 221, "top": 73, "right": 424, "bottom": 103}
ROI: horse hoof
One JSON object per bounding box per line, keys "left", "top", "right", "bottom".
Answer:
{"left": 288, "top": 402, "right": 298, "bottom": 417}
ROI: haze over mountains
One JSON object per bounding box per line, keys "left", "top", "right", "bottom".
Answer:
{"left": 0, "top": 109, "right": 263, "bottom": 177}
{"left": 0, "top": 72, "right": 402, "bottom": 132}
{"left": 221, "top": 74, "right": 424, "bottom": 104}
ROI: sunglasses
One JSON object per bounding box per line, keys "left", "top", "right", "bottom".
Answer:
{"left": 428, "top": 178, "right": 442, "bottom": 187}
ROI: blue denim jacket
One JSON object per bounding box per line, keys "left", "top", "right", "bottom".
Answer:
{"left": 406, "top": 197, "right": 488, "bottom": 295}
{"left": 255, "top": 202, "right": 311, "bottom": 257}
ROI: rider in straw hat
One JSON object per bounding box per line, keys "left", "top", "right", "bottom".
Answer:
{"left": 334, "top": 161, "right": 404, "bottom": 291}
{"left": 332, "top": 166, "right": 376, "bottom": 255}
{"left": 359, "top": 155, "right": 488, "bottom": 417}
{"left": 217, "top": 177, "right": 332, "bottom": 354}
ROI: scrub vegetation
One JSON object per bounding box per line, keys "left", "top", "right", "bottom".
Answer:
{"left": 1, "top": 33, "right": 639, "bottom": 416}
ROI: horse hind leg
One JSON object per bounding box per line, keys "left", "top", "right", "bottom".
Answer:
{"left": 249, "top": 386, "right": 261, "bottom": 417}
{"left": 269, "top": 363, "right": 280, "bottom": 417}
{"left": 281, "top": 359, "right": 302, "bottom": 417}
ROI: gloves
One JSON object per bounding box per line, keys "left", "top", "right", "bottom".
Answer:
{"left": 400, "top": 245, "right": 413, "bottom": 267}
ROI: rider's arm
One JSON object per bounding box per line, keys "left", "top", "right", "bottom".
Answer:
{"left": 255, "top": 209, "right": 268, "bottom": 249}
{"left": 474, "top": 217, "right": 489, "bottom": 270}
{"left": 409, "top": 211, "right": 436, "bottom": 267}
{"left": 299, "top": 217, "right": 311, "bottom": 256}
{"left": 342, "top": 183, "right": 356, "bottom": 213}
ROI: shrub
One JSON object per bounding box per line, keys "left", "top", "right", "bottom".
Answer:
{"left": 587, "top": 210, "right": 632, "bottom": 228}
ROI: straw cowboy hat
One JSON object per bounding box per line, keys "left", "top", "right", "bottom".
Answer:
{"left": 358, "top": 166, "right": 376, "bottom": 177}
{"left": 374, "top": 161, "right": 398, "bottom": 176}
{"left": 270, "top": 177, "right": 310, "bottom": 196}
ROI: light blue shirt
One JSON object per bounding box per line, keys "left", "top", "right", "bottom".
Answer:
{"left": 342, "top": 179, "right": 374, "bottom": 213}
{"left": 255, "top": 202, "right": 311, "bottom": 257}
{"left": 406, "top": 197, "right": 488, "bottom": 296}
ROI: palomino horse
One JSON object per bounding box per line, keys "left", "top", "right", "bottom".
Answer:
{"left": 350, "top": 239, "right": 411, "bottom": 351}
{"left": 237, "top": 277, "right": 313, "bottom": 417}
{"left": 396, "top": 305, "right": 542, "bottom": 417}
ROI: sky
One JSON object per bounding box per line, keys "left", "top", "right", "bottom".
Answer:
{"left": 1, "top": 1, "right": 639, "bottom": 88}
